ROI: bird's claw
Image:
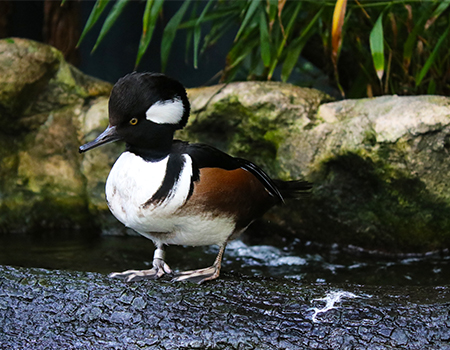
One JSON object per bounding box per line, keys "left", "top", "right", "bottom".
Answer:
{"left": 172, "top": 265, "right": 220, "bottom": 284}
{"left": 109, "top": 258, "right": 172, "bottom": 282}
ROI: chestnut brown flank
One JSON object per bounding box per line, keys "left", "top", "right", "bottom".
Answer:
{"left": 184, "top": 167, "right": 277, "bottom": 230}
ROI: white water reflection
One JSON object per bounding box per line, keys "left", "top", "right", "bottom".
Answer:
{"left": 310, "top": 290, "right": 362, "bottom": 322}
{"left": 223, "top": 240, "right": 307, "bottom": 267}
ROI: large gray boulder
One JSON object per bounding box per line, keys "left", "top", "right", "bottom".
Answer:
{"left": 283, "top": 96, "right": 450, "bottom": 252}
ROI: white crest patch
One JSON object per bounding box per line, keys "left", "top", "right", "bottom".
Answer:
{"left": 145, "top": 98, "right": 184, "bottom": 125}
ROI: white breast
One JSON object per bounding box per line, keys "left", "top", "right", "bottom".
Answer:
{"left": 105, "top": 151, "right": 187, "bottom": 230}
{"left": 105, "top": 151, "right": 236, "bottom": 247}
{"left": 106, "top": 152, "right": 168, "bottom": 215}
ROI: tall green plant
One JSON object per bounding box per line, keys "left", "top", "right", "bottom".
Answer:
{"left": 78, "top": 0, "right": 450, "bottom": 97}
{"left": 322, "top": 0, "right": 450, "bottom": 96}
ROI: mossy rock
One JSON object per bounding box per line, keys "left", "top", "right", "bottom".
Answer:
{"left": 273, "top": 96, "right": 450, "bottom": 252}
{"left": 181, "top": 82, "right": 331, "bottom": 179}
{"left": 0, "top": 38, "right": 112, "bottom": 233}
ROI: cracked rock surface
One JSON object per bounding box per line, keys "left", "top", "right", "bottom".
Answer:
{"left": 1, "top": 265, "right": 449, "bottom": 349}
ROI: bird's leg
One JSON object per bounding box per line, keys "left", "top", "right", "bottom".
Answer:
{"left": 173, "top": 242, "right": 227, "bottom": 284}
{"left": 109, "top": 245, "right": 172, "bottom": 282}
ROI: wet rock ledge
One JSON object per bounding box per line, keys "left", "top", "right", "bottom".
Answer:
{"left": 0, "top": 265, "right": 449, "bottom": 350}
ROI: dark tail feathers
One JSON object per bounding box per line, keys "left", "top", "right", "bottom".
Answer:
{"left": 273, "top": 180, "right": 312, "bottom": 200}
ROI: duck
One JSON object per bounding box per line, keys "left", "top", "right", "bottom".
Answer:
{"left": 79, "top": 72, "right": 311, "bottom": 283}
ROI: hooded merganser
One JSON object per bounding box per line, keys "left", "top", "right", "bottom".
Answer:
{"left": 79, "top": 72, "right": 311, "bottom": 284}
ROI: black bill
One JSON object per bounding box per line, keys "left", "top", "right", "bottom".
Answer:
{"left": 79, "top": 125, "right": 122, "bottom": 153}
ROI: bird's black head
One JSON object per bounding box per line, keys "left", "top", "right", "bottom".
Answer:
{"left": 79, "top": 72, "right": 190, "bottom": 160}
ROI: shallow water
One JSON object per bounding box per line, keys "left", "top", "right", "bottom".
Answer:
{"left": 0, "top": 229, "right": 448, "bottom": 286}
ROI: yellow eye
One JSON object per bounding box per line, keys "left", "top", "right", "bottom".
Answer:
{"left": 129, "top": 118, "right": 138, "bottom": 125}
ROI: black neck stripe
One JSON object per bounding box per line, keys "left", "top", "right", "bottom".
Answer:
{"left": 142, "top": 153, "right": 186, "bottom": 208}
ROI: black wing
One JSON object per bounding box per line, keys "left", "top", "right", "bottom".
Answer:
{"left": 172, "top": 140, "right": 284, "bottom": 202}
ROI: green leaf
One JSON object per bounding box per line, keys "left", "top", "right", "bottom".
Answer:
{"left": 135, "top": 0, "right": 164, "bottom": 68}
{"left": 281, "top": 39, "right": 306, "bottom": 83}
{"left": 227, "top": 34, "right": 259, "bottom": 68}
{"left": 179, "top": 9, "right": 239, "bottom": 29}
{"left": 184, "top": 1, "right": 199, "bottom": 64}
{"left": 431, "top": 0, "right": 450, "bottom": 20}
{"left": 259, "top": 9, "right": 271, "bottom": 67}
{"left": 268, "top": 1, "right": 302, "bottom": 80}
{"left": 224, "top": 36, "right": 260, "bottom": 81}
{"left": 161, "top": 0, "right": 191, "bottom": 72}
{"left": 267, "top": 0, "right": 278, "bottom": 27}
{"left": 77, "top": 0, "right": 110, "bottom": 47}
{"left": 281, "top": 7, "right": 322, "bottom": 82}
{"left": 92, "top": 0, "right": 129, "bottom": 53}
{"left": 403, "top": 4, "right": 433, "bottom": 71}
{"left": 283, "top": 1, "right": 302, "bottom": 38}
{"left": 416, "top": 22, "right": 450, "bottom": 87}
{"left": 427, "top": 79, "right": 436, "bottom": 95}
{"left": 370, "top": 13, "right": 384, "bottom": 82}
{"left": 234, "top": 0, "right": 261, "bottom": 42}
{"left": 202, "top": 16, "right": 235, "bottom": 51}
{"left": 193, "top": 0, "right": 214, "bottom": 69}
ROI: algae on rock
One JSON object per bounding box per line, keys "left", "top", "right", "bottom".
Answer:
{"left": 181, "top": 81, "right": 331, "bottom": 179}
